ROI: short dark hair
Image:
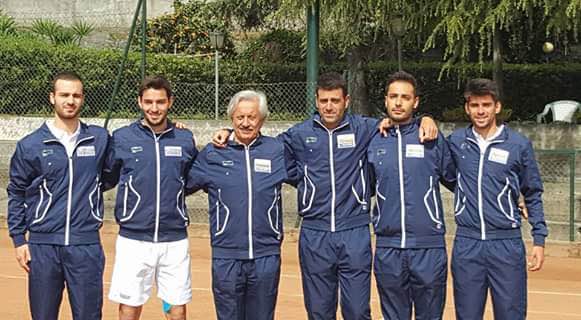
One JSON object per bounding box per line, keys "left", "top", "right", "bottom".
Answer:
{"left": 385, "top": 71, "right": 418, "bottom": 96}
{"left": 316, "top": 72, "right": 347, "bottom": 97}
{"left": 51, "top": 71, "right": 83, "bottom": 93}
{"left": 464, "top": 78, "right": 499, "bottom": 103}
{"left": 139, "top": 75, "right": 173, "bottom": 99}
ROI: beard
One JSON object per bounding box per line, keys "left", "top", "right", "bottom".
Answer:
{"left": 55, "top": 105, "right": 81, "bottom": 120}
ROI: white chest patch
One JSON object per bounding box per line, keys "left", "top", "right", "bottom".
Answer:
{"left": 254, "top": 159, "right": 272, "bottom": 173}
{"left": 337, "top": 133, "right": 356, "bottom": 149}
{"left": 164, "top": 146, "right": 182, "bottom": 157}
{"left": 405, "top": 144, "right": 424, "bottom": 158}
{"left": 488, "top": 147, "right": 509, "bottom": 165}
{"left": 77, "top": 145, "right": 96, "bottom": 157}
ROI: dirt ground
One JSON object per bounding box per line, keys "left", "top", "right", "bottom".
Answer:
{"left": 1, "top": 224, "right": 580, "bottom": 319}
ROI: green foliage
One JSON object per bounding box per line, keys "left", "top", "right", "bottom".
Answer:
{"left": 140, "top": 0, "right": 235, "bottom": 56}
{"left": 0, "top": 11, "right": 17, "bottom": 35}
{"left": 1, "top": 34, "right": 581, "bottom": 121}
{"left": 29, "top": 19, "right": 94, "bottom": 46}
{"left": 239, "top": 29, "right": 304, "bottom": 63}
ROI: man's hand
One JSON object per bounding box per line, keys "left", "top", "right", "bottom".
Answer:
{"left": 518, "top": 196, "right": 528, "bottom": 220}
{"left": 15, "top": 244, "right": 30, "bottom": 273}
{"left": 528, "top": 245, "right": 544, "bottom": 272}
{"left": 174, "top": 121, "right": 188, "bottom": 129}
{"left": 212, "top": 129, "right": 231, "bottom": 148}
{"left": 378, "top": 118, "right": 393, "bottom": 137}
{"left": 419, "top": 117, "right": 438, "bottom": 143}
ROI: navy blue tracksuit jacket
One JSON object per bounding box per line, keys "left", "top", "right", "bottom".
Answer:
{"left": 103, "top": 120, "right": 198, "bottom": 243}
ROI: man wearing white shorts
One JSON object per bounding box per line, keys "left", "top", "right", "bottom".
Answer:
{"left": 103, "top": 76, "right": 198, "bottom": 319}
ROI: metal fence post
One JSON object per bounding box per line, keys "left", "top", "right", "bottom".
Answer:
{"left": 103, "top": 0, "right": 143, "bottom": 129}
{"left": 570, "top": 150, "right": 577, "bottom": 242}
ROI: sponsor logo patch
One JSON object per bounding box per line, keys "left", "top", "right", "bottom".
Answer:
{"left": 405, "top": 144, "right": 424, "bottom": 158}
{"left": 76, "top": 145, "right": 96, "bottom": 157}
{"left": 164, "top": 146, "right": 182, "bottom": 157}
{"left": 254, "top": 159, "right": 272, "bottom": 173}
{"left": 488, "top": 147, "right": 509, "bottom": 165}
{"left": 337, "top": 133, "right": 356, "bottom": 149}
{"left": 222, "top": 160, "right": 234, "bottom": 167}
{"left": 377, "top": 149, "right": 387, "bottom": 155}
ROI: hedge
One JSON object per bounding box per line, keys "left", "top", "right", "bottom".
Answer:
{"left": 1, "top": 34, "right": 580, "bottom": 120}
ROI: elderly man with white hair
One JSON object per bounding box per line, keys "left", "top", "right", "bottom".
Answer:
{"left": 186, "top": 90, "right": 296, "bottom": 320}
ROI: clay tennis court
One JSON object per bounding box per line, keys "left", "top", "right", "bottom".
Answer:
{"left": 1, "top": 222, "right": 580, "bottom": 319}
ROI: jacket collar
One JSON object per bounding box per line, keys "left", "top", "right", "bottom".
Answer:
{"left": 388, "top": 120, "right": 418, "bottom": 137}
{"left": 133, "top": 118, "right": 175, "bottom": 137}
{"left": 312, "top": 112, "right": 351, "bottom": 132}
{"left": 227, "top": 132, "right": 263, "bottom": 148}
{"left": 40, "top": 121, "right": 94, "bottom": 144}
{"left": 464, "top": 123, "right": 508, "bottom": 142}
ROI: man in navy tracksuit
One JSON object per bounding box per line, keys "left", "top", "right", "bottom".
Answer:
{"left": 7, "top": 71, "right": 108, "bottom": 320}
{"left": 104, "top": 76, "right": 197, "bottom": 320}
{"left": 368, "top": 71, "right": 455, "bottom": 319}
{"left": 187, "top": 90, "right": 295, "bottom": 320}
{"left": 447, "top": 79, "right": 548, "bottom": 320}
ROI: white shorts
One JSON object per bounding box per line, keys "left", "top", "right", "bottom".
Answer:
{"left": 108, "top": 235, "right": 192, "bottom": 306}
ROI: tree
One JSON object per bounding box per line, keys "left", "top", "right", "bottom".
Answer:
{"left": 424, "top": 0, "right": 581, "bottom": 98}
{"left": 271, "top": 0, "right": 445, "bottom": 116}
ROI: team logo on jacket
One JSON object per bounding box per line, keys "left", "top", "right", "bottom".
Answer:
{"left": 337, "top": 133, "right": 356, "bottom": 149}
{"left": 41, "top": 149, "right": 54, "bottom": 157}
{"left": 131, "top": 146, "right": 143, "bottom": 153}
{"left": 76, "top": 145, "right": 96, "bottom": 157}
{"left": 222, "top": 160, "right": 234, "bottom": 167}
{"left": 254, "top": 159, "right": 272, "bottom": 173}
{"left": 377, "top": 149, "right": 387, "bottom": 155}
{"left": 405, "top": 144, "right": 424, "bottom": 158}
{"left": 305, "top": 136, "right": 317, "bottom": 144}
{"left": 488, "top": 147, "right": 509, "bottom": 165}
{"left": 164, "top": 146, "right": 182, "bottom": 157}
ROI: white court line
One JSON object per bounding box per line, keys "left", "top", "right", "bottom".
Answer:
{"left": 528, "top": 310, "right": 581, "bottom": 318}
{"left": 529, "top": 290, "right": 581, "bottom": 297}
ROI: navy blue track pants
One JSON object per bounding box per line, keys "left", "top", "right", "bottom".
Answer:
{"left": 299, "top": 225, "right": 372, "bottom": 320}
{"left": 212, "top": 254, "right": 281, "bottom": 320}
{"left": 452, "top": 236, "right": 527, "bottom": 320}
{"left": 28, "top": 243, "right": 105, "bottom": 320}
{"left": 374, "top": 247, "right": 447, "bottom": 320}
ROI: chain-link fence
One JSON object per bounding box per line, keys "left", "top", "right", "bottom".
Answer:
{"left": 0, "top": 141, "right": 579, "bottom": 242}
{"left": 0, "top": 62, "right": 311, "bottom": 120}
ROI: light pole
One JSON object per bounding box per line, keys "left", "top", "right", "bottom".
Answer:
{"left": 391, "top": 15, "right": 405, "bottom": 71}
{"left": 209, "top": 31, "right": 225, "bottom": 120}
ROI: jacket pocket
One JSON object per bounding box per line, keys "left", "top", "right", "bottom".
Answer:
{"left": 496, "top": 177, "right": 518, "bottom": 227}
{"left": 88, "top": 177, "right": 103, "bottom": 222}
{"left": 423, "top": 176, "right": 443, "bottom": 229}
{"left": 31, "top": 179, "right": 53, "bottom": 225}
{"left": 299, "top": 165, "right": 316, "bottom": 214}
{"left": 119, "top": 175, "right": 141, "bottom": 222}
{"left": 214, "top": 189, "right": 230, "bottom": 236}
{"left": 176, "top": 177, "right": 189, "bottom": 224}
{"left": 267, "top": 187, "right": 282, "bottom": 238}
{"left": 373, "top": 181, "right": 387, "bottom": 228}
{"left": 351, "top": 159, "right": 368, "bottom": 206}
{"left": 454, "top": 173, "right": 467, "bottom": 217}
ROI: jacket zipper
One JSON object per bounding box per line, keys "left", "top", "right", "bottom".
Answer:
{"left": 467, "top": 137, "right": 504, "bottom": 240}
{"left": 147, "top": 127, "right": 172, "bottom": 243}
{"left": 396, "top": 126, "right": 406, "bottom": 248}
{"left": 314, "top": 119, "right": 349, "bottom": 233}
{"left": 244, "top": 144, "right": 254, "bottom": 259}
{"left": 65, "top": 136, "right": 94, "bottom": 246}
